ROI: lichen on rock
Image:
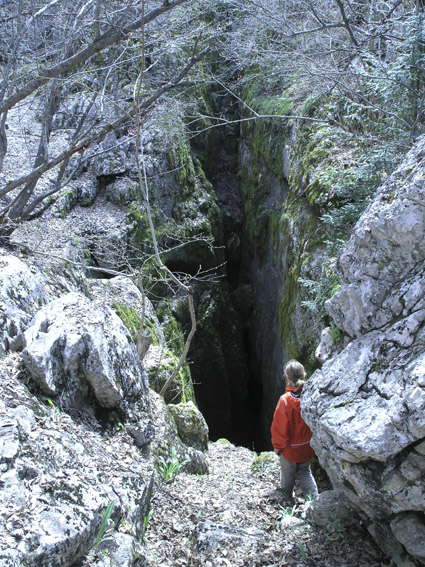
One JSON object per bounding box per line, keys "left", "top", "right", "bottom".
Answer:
{"left": 302, "top": 136, "right": 425, "bottom": 566}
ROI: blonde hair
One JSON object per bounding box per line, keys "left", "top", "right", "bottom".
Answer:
{"left": 284, "top": 359, "right": 306, "bottom": 391}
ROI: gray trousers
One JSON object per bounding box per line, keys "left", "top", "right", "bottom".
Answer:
{"left": 279, "top": 454, "right": 318, "bottom": 499}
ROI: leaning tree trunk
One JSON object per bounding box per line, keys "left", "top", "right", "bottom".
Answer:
{"left": 0, "top": 81, "right": 60, "bottom": 235}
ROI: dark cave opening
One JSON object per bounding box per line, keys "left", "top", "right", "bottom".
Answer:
{"left": 185, "top": 267, "right": 267, "bottom": 451}
{"left": 190, "top": 344, "right": 266, "bottom": 451}
{"left": 187, "top": 104, "right": 269, "bottom": 452}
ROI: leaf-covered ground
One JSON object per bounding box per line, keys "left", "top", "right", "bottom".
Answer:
{"left": 145, "top": 441, "right": 388, "bottom": 567}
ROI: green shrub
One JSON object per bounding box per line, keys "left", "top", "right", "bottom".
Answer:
{"left": 299, "top": 270, "right": 340, "bottom": 319}
{"left": 158, "top": 447, "right": 190, "bottom": 484}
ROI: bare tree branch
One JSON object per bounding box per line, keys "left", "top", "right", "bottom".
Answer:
{"left": 335, "top": 0, "right": 360, "bottom": 46}
{"left": 0, "top": 46, "right": 209, "bottom": 204}
{"left": 0, "top": 0, "right": 189, "bottom": 115}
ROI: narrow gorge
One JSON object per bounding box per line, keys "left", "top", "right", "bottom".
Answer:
{"left": 0, "top": 1, "right": 424, "bottom": 566}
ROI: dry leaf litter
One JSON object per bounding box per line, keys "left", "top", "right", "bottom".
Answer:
{"left": 144, "top": 441, "right": 388, "bottom": 567}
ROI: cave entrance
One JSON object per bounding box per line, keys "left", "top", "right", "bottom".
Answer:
{"left": 186, "top": 95, "right": 269, "bottom": 451}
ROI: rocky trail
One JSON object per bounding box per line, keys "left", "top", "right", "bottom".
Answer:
{"left": 144, "top": 441, "right": 387, "bottom": 567}
{"left": 0, "top": 348, "right": 387, "bottom": 567}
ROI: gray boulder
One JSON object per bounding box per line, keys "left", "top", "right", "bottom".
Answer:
{"left": 303, "top": 136, "right": 425, "bottom": 565}
{"left": 86, "top": 225, "right": 129, "bottom": 271}
{"left": 57, "top": 188, "right": 78, "bottom": 217}
{"left": 390, "top": 514, "right": 425, "bottom": 564}
{"left": 0, "top": 355, "right": 152, "bottom": 567}
{"left": 302, "top": 490, "right": 360, "bottom": 528}
{"left": 52, "top": 92, "right": 113, "bottom": 130}
{"left": 149, "top": 391, "right": 209, "bottom": 476}
{"left": 168, "top": 401, "right": 209, "bottom": 452}
{"left": 22, "top": 291, "right": 151, "bottom": 438}
{"left": 77, "top": 175, "right": 100, "bottom": 207}
{"left": 106, "top": 177, "right": 138, "bottom": 206}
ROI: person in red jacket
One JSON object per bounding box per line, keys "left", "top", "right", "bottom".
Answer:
{"left": 270, "top": 360, "right": 318, "bottom": 505}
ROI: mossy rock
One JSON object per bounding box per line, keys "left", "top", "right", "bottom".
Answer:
{"left": 124, "top": 104, "right": 222, "bottom": 280}
{"left": 149, "top": 391, "right": 209, "bottom": 476}
{"left": 144, "top": 345, "right": 194, "bottom": 405}
{"left": 112, "top": 302, "right": 141, "bottom": 342}
{"left": 168, "top": 401, "right": 209, "bottom": 452}
{"left": 238, "top": 80, "right": 331, "bottom": 371}
{"left": 57, "top": 189, "right": 78, "bottom": 218}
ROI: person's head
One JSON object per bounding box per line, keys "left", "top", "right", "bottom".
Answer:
{"left": 284, "top": 359, "right": 306, "bottom": 391}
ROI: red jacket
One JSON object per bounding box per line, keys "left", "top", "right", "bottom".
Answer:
{"left": 270, "top": 386, "right": 315, "bottom": 463}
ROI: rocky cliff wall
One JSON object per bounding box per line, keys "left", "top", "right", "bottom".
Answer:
{"left": 2, "top": 60, "right": 424, "bottom": 566}
{"left": 302, "top": 136, "right": 425, "bottom": 566}
{"left": 0, "top": 254, "right": 209, "bottom": 566}
{"left": 237, "top": 97, "right": 327, "bottom": 445}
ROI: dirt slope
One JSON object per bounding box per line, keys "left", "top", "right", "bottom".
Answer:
{"left": 145, "top": 441, "right": 387, "bottom": 567}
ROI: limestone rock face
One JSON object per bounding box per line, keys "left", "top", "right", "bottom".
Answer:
{"left": 0, "top": 354, "right": 152, "bottom": 567}
{"left": 303, "top": 136, "right": 425, "bottom": 565}
{"left": 325, "top": 137, "right": 425, "bottom": 339}
{"left": 0, "top": 255, "right": 47, "bottom": 355}
{"left": 0, "top": 254, "right": 210, "bottom": 565}
{"left": 106, "top": 177, "right": 138, "bottom": 206}
{"left": 91, "top": 131, "right": 129, "bottom": 177}
{"left": 237, "top": 116, "right": 327, "bottom": 445}
{"left": 0, "top": 256, "right": 87, "bottom": 355}
{"left": 22, "top": 291, "right": 150, "bottom": 422}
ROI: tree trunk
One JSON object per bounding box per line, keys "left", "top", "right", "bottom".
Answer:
{"left": 6, "top": 82, "right": 60, "bottom": 225}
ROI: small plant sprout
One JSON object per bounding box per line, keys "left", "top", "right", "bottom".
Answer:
{"left": 142, "top": 508, "right": 153, "bottom": 541}
{"left": 94, "top": 501, "right": 115, "bottom": 553}
{"left": 251, "top": 451, "right": 275, "bottom": 474}
{"left": 158, "top": 447, "right": 189, "bottom": 484}
{"left": 299, "top": 541, "right": 308, "bottom": 561}
{"left": 325, "top": 519, "right": 346, "bottom": 540}
{"left": 330, "top": 326, "right": 343, "bottom": 344}
{"left": 41, "top": 396, "right": 61, "bottom": 417}
{"left": 280, "top": 505, "right": 296, "bottom": 518}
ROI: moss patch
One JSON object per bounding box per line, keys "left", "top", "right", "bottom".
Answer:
{"left": 153, "top": 300, "right": 195, "bottom": 404}
{"left": 239, "top": 80, "right": 332, "bottom": 369}
{"left": 112, "top": 302, "right": 141, "bottom": 342}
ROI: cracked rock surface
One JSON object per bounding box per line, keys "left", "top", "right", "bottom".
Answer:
{"left": 304, "top": 136, "right": 425, "bottom": 565}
